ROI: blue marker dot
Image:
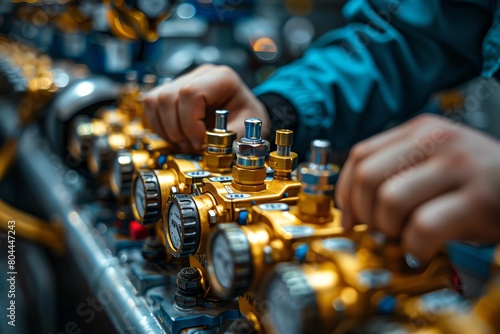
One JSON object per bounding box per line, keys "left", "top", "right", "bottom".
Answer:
{"left": 295, "top": 244, "right": 309, "bottom": 262}
{"left": 377, "top": 296, "right": 396, "bottom": 314}
{"left": 238, "top": 211, "right": 248, "bottom": 225}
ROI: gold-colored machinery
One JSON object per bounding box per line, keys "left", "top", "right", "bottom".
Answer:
{"left": 205, "top": 139, "right": 340, "bottom": 299}
{"left": 68, "top": 72, "right": 160, "bottom": 176}
{"left": 130, "top": 109, "right": 236, "bottom": 226}
{"left": 254, "top": 235, "right": 452, "bottom": 334}
{"left": 162, "top": 119, "right": 302, "bottom": 261}
{"left": 105, "top": 0, "right": 173, "bottom": 42}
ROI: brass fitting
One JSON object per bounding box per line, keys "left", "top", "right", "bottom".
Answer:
{"left": 231, "top": 118, "right": 270, "bottom": 192}
{"left": 87, "top": 131, "right": 134, "bottom": 176}
{"left": 203, "top": 110, "right": 236, "bottom": 173}
{"left": 69, "top": 116, "right": 104, "bottom": 159}
{"left": 70, "top": 106, "right": 131, "bottom": 161}
{"left": 133, "top": 157, "right": 213, "bottom": 225}
{"left": 87, "top": 119, "right": 147, "bottom": 176}
{"left": 257, "top": 237, "right": 452, "bottom": 334}
{"left": 162, "top": 170, "right": 302, "bottom": 260}
{"left": 206, "top": 202, "right": 343, "bottom": 299}
{"left": 297, "top": 140, "right": 339, "bottom": 223}
{"left": 268, "top": 129, "right": 298, "bottom": 180}
{"left": 110, "top": 149, "right": 152, "bottom": 198}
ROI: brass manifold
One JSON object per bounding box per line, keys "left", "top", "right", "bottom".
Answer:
{"left": 130, "top": 110, "right": 237, "bottom": 225}
{"left": 247, "top": 232, "right": 452, "bottom": 334}
{"left": 390, "top": 246, "right": 500, "bottom": 334}
{"left": 69, "top": 74, "right": 157, "bottom": 175}
{"left": 162, "top": 120, "right": 302, "bottom": 262}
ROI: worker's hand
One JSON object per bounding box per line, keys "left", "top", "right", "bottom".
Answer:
{"left": 143, "top": 64, "right": 270, "bottom": 152}
{"left": 336, "top": 114, "right": 500, "bottom": 266}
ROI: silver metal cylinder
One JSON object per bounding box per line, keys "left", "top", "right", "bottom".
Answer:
{"left": 243, "top": 118, "right": 262, "bottom": 142}
{"left": 215, "top": 110, "right": 228, "bottom": 131}
{"left": 310, "top": 139, "right": 331, "bottom": 166}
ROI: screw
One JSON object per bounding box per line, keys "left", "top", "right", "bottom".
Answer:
{"left": 208, "top": 209, "right": 217, "bottom": 224}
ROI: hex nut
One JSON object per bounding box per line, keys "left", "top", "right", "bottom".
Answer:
{"left": 232, "top": 165, "right": 267, "bottom": 185}
{"left": 205, "top": 130, "right": 236, "bottom": 147}
{"left": 298, "top": 192, "right": 332, "bottom": 217}
{"left": 233, "top": 140, "right": 269, "bottom": 157}
{"left": 203, "top": 153, "right": 233, "bottom": 170}
{"left": 174, "top": 293, "right": 199, "bottom": 308}
{"left": 268, "top": 151, "right": 298, "bottom": 171}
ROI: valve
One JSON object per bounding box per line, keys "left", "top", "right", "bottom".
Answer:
{"left": 131, "top": 110, "right": 240, "bottom": 225}
{"left": 268, "top": 129, "right": 298, "bottom": 180}
{"left": 297, "top": 139, "right": 339, "bottom": 223}
{"left": 231, "top": 118, "right": 270, "bottom": 192}
{"left": 110, "top": 133, "right": 170, "bottom": 198}
{"left": 163, "top": 123, "right": 302, "bottom": 260}
{"left": 87, "top": 119, "right": 144, "bottom": 176}
{"left": 204, "top": 140, "right": 339, "bottom": 298}
{"left": 203, "top": 110, "right": 236, "bottom": 173}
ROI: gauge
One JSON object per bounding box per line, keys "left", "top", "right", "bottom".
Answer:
{"left": 212, "top": 232, "right": 234, "bottom": 289}
{"left": 110, "top": 150, "right": 134, "bottom": 197}
{"left": 168, "top": 203, "right": 182, "bottom": 250}
{"left": 132, "top": 169, "right": 161, "bottom": 225}
{"left": 164, "top": 194, "right": 201, "bottom": 258}
{"left": 263, "top": 263, "right": 318, "bottom": 334}
{"left": 134, "top": 175, "right": 146, "bottom": 218}
{"left": 207, "top": 223, "right": 252, "bottom": 298}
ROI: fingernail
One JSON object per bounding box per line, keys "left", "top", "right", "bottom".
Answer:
{"left": 405, "top": 253, "right": 421, "bottom": 269}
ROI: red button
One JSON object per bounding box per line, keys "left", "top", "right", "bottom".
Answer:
{"left": 129, "top": 220, "right": 149, "bottom": 240}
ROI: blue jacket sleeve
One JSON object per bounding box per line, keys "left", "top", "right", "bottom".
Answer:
{"left": 253, "top": 0, "right": 494, "bottom": 157}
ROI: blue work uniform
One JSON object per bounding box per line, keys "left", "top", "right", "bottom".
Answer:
{"left": 255, "top": 0, "right": 500, "bottom": 158}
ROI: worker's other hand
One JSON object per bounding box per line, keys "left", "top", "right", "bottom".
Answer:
{"left": 336, "top": 114, "right": 500, "bottom": 265}
{"left": 143, "top": 64, "right": 270, "bottom": 152}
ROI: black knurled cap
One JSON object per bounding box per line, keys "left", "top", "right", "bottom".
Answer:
{"left": 166, "top": 194, "right": 201, "bottom": 258}
{"left": 136, "top": 169, "right": 162, "bottom": 225}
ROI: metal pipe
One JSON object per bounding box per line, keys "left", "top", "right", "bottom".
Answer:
{"left": 17, "top": 124, "right": 165, "bottom": 334}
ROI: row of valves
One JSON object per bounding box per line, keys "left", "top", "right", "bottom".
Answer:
{"left": 69, "top": 90, "right": 497, "bottom": 333}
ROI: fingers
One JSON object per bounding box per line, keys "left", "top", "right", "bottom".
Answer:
{"left": 143, "top": 98, "right": 167, "bottom": 139}
{"left": 178, "top": 85, "right": 206, "bottom": 150}
{"left": 336, "top": 126, "right": 409, "bottom": 228}
{"left": 143, "top": 65, "right": 245, "bottom": 150}
{"left": 373, "top": 157, "right": 462, "bottom": 238}
{"left": 402, "top": 191, "right": 471, "bottom": 264}
{"left": 342, "top": 137, "right": 430, "bottom": 229}
{"left": 156, "top": 86, "right": 185, "bottom": 149}
{"left": 336, "top": 114, "right": 450, "bottom": 230}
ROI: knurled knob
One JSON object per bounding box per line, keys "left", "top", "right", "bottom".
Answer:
{"left": 132, "top": 169, "right": 162, "bottom": 225}
{"left": 164, "top": 194, "right": 201, "bottom": 258}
